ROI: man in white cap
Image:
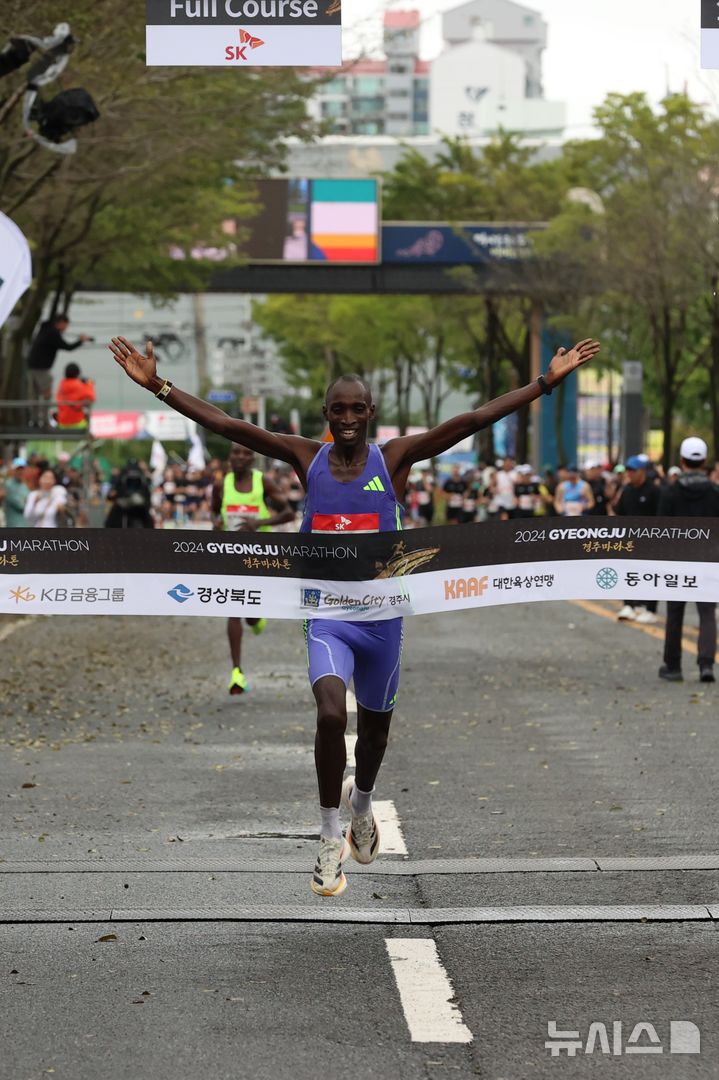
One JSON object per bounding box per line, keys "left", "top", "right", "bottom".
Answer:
{"left": 657, "top": 437, "right": 719, "bottom": 683}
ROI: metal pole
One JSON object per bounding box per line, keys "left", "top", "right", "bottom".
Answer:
{"left": 529, "top": 301, "right": 542, "bottom": 470}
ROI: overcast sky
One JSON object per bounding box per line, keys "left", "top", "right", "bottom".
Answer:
{"left": 343, "top": 0, "right": 715, "bottom": 136}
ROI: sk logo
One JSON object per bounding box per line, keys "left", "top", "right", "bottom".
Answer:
{"left": 10, "top": 585, "right": 35, "bottom": 604}
{"left": 225, "top": 28, "right": 264, "bottom": 61}
{"left": 335, "top": 516, "right": 352, "bottom": 531}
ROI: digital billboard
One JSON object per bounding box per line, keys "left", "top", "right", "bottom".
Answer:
{"left": 239, "top": 178, "right": 380, "bottom": 264}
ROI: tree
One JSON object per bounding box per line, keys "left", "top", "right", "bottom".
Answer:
{"left": 0, "top": 0, "right": 318, "bottom": 401}
{"left": 253, "top": 293, "right": 486, "bottom": 438}
{"left": 382, "top": 133, "right": 568, "bottom": 459}
{"left": 539, "top": 93, "right": 718, "bottom": 465}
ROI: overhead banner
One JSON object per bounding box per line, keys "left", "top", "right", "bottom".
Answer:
{"left": 382, "top": 223, "right": 542, "bottom": 265}
{"left": 0, "top": 211, "right": 32, "bottom": 330}
{"left": 146, "top": 0, "right": 343, "bottom": 67}
{"left": 0, "top": 519, "right": 717, "bottom": 620}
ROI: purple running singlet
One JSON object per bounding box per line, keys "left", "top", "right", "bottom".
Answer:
{"left": 301, "top": 444, "right": 404, "bottom": 712}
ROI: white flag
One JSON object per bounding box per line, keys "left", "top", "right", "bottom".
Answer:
{"left": 150, "top": 439, "right": 167, "bottom": 483}
{"left": 0, "top": 212, "right": 32, "bottom": 330}
{"left": 187, "top": 432, "right": 206, "bottom": 472}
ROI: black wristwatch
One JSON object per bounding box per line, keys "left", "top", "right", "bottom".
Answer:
{"left": 537, "top": 374, "right": 552, "bottom": 396}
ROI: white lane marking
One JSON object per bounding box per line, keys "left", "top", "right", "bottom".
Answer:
{"left": 374, "top": 800, "right": 408, "bottom": 856}
{"left": 385, "top": 938, "right": 473, "bottom": 1043}
{"left": 0, "top": 618, "right": 34, "bottom": 643}
{"left": 345, "top": 689, "right": 357, "bottom": 759}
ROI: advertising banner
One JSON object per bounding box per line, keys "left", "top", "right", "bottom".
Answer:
{"left": 382, "top": 223, "right": 541, "bottom": 266}
{"left": 0, "top": 519, "right": 717, "bottom": 619}
{"left": 238, "top": 178, "right": 380, "bottom": 264}
{"left": 146, "top": 0, "right": 342, "bottom": 67}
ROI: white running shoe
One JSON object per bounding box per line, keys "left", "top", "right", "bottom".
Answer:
{"left": 634, "top": 607, "right": 659, "bottom": 625}
{"left": 310, "top": 835, "right": 350, "bottom": 897}
{"left": 617, "top": 605, "right": 637, "bottom": 621}
{"left": 341, "top": 775, "right": 381, "bottom": 865}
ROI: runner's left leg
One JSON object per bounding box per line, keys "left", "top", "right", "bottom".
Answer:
{"left": 354, "top": 704, "right": 393, "bottom": 794}
{"left": 342, "top": 618, "right": 403, "bottom": 864}
{"left": 306, "top": 621, "right": 355, "bottom": 895}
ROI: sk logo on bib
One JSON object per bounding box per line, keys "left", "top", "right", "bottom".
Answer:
{"left": 311, "top": 513, "right": 381, "bottom": 534}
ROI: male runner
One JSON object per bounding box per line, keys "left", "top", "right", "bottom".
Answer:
{"left": 211, "top": 443, "right": 294, "bottom": 695}
{"left": 109, "top": 334, "right": 600, "bottom": 896}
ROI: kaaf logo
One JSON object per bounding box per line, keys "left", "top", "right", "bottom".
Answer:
{"left": 444, "top": 576, "right": 489, "bottom": 601}
{"left": 225, "top": 28, "right": 264, "bottom": 61}
{"left": 168, "top": 584, "right": 194, "bottom": 604}
{"left": 10, "top": 585, "right": 35, "bottom": 604}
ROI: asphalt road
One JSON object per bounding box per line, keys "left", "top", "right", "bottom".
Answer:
{"left": 1, "top": 600, "right": 717, "bottom": 1079}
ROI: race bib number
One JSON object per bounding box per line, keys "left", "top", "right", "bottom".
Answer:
{"left": 312, "top": 513, "right": 380, "bottom": 533}
{"left": 226, "top": 504, "right": 260, "bottom": 531}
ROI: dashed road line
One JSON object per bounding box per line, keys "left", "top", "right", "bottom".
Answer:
{"left": 385, "top": 938, "right": 473, "bottom": 1043}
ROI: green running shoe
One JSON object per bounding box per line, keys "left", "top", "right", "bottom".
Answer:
{"left": 250, "top": 618, "right": 267, "bottom": 637}
{"left": 228, "top": 667, "right": 248, "bottom": 695}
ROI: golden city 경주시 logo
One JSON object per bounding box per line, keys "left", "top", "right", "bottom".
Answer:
{"left": 443, "top": 575, "right": 489, "bottom": 601}
{"left": 10, "top": 585, "right": 35, "bottom": 604}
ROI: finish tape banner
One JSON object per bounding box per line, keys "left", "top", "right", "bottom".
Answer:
{"left": 0, "top": 519, "right": 717, "bottom": 621}
{"left": 146, "top": 0, "right": 342, "bottom": 67}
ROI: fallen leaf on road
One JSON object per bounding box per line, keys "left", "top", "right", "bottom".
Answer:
{"left": 95, "top": 934, "right": 117, "bottom": 943}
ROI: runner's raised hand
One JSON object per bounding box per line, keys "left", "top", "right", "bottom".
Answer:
{"left": 547, "top": 338, "right": 601, "bottom": 386}
{"left": 109, "top": 336, "right": 157, "bottom": 389}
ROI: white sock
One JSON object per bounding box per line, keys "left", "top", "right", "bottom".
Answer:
{"left": 350, "top": 784, "right": 373, "bottom": 817}
{"left": 319, "top": 806, "right": 342, "bottom": 840}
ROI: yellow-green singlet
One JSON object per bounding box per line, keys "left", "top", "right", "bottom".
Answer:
{"left": 221, "top": 470, "right": 271, "bottom": 532}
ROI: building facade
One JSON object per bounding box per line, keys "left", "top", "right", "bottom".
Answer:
{"left": 308, "top": 11, "right": 430, "bottom": 137}
{"left": 431, "top": 0, "right": 565, "bottom": 138}
{"left": 308, "top": 0, "right": 565, "bottom": 142}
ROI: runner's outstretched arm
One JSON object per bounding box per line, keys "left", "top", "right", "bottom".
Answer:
{"left": 383, "top": 338, "right": 601, "bottom": 471}
{"left": 108, "top": 336, "right": 321, "bottom": 479}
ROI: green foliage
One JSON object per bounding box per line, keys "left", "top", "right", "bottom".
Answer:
{"left": 0, "top": 0, "right": 318, "bottom": 397}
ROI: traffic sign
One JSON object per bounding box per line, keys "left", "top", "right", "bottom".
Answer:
{"left": 207, "top": 389, "right": 236, "bottom": 403}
